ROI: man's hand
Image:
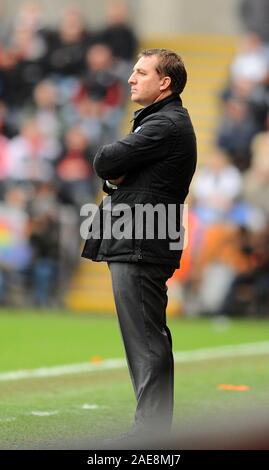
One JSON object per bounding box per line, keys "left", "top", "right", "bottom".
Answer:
{"left": 108, "top": 175, "right": 125, "bottom": 185}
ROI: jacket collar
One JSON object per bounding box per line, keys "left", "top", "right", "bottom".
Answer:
{"left": 132, "top": 93, "right": 182, "bottom": 123}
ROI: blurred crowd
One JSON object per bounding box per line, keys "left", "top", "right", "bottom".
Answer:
{"left": 0, "top": 0, "right": 138, "bottom": 307}
{"left": 1, "top": 0, "right": 268, "bottom": 317}
{"left": 174, "top": 0, "right": 269, "bottom": 317}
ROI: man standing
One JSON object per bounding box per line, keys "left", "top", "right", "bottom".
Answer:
{"left": 82, "top": 49, "right": 197, "bottom": 442}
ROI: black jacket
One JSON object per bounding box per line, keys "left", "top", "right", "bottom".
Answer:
{"left": 81, "top": 94, "right": 197, "bottom": 268}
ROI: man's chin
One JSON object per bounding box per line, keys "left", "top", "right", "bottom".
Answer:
{"left": 130, "top": 94, "right": 143, "bottom": 105}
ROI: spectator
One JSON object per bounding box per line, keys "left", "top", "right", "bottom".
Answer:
{"left": 0, "top": 185, "right": 31, "bottom": 304}
{"left": 66, "top": 95, "right": 104, "bottom": 146}
{"left": 240, "top": 0, "right": 269, "bottom": 43}
{"left": 247, "top": 73, "right": 269, "bottom": 133}
{"left": 218, "top": 33, "right": 269, "bottom": 169}
{"left": 99, "top": 1, "right": 138, "bottom": 97}
{"left": 29, "top": 211, "right": 60, "bottom": 307}
{"left": 56, "top": 125, "right": 96, "bottom": 207}
{"left": 84, "top": 44, "right": 124, "bottom": 106}
{"left": 30, "top": 79, "right": 62, "bottom": 139}
{"left": 230, "top": 33, "right": 268, "bottom": 84}
{"left": 45, "top": 5, "right": 93, "bottom": 80}
{"left": 100, "top": 1, "right": 138, "bottom": 62}
{"left": 217, "top": 96, "right": 260, "bottom": 170}
{"left": 28, "top": 181, "right": 76, "bottom": 307}
{"left": 220, "top": 223, "right": 269, "bottom": 316}
{"left": 81, "top": 43, "right": 125, "bottom": 141}
{"left": 187, "top": 222, "right": 260, "bottom": 315}
{"left": 2, "top": 24, "right": 48, "bottom": 108}
{"left": 8, "top": 1, "right": 49, "bottom": 38}
{"left": 8, "top": 118, "right": 59, "bottom": 184}
{"left": 192, "top": 148, "right": 243, "bottom": 223}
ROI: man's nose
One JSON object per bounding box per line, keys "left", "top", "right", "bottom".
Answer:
{"left": 128, "top": 73, "right": 136, "bottom": 84}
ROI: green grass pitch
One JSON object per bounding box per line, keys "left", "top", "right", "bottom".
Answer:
{"left": 0, "top": 310, "right": 268, "bottom": 449}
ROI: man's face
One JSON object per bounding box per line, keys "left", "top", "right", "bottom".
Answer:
{"left": 128, "top": 55, "right": 165, "bottom": 106}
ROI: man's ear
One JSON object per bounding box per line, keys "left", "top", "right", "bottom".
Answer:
{"left": 160, "top": 76, "right": 171, "bottom": 91}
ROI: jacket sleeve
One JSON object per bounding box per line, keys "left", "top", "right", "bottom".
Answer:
{"left": 102, "top": 179, "right": 117, "bottom": 195}
{"left": 93, "top": 115, "right": 176, "bottom": 180}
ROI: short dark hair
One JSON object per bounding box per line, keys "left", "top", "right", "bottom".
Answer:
{"left": 138, "top": 48, "right": 187, "bottom": 95}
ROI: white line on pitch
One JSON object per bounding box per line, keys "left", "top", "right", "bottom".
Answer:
{"left": 30, "top": 411, "right": 59, "bottom": 417}
{"left": 1, "top": 341, "right": 269, "bottom": 382}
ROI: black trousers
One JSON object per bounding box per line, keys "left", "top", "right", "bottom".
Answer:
{"left": 108, "top": 262, "right": 175, "bottom": 433}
